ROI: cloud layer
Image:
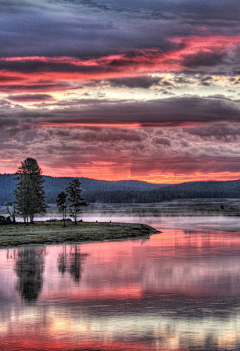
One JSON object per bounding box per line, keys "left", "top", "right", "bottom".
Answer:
{"left": 1, "top": 0, "right": 240, "bottom": 182}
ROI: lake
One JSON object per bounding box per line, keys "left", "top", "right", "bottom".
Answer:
{"left": 1, "top": 216, "right": 240, "bottom": 350}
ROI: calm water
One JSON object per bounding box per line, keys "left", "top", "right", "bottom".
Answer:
{"left": 1, "top": 216, "right": 240, "bottom": 350}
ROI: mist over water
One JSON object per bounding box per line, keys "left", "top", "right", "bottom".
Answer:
{"left": 1, "top": 213, "right": 240, "bottom": 350}
{"left": 37, "top": 210, "right": 240, "bottom": 231}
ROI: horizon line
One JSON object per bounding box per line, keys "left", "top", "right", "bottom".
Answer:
{"left": 1, "top": 173, "right": 240, "bottom": 185}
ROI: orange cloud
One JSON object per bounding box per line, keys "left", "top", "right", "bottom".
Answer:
{"left": 130, "top": 171, "right": 240, "bottom": 184}
{"left": 21, "top": 122, "right": 141, "bottom": 128}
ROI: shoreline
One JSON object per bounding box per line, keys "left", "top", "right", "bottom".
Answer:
{"left": 0, "top": 222, "right": 160, "bottom": 247}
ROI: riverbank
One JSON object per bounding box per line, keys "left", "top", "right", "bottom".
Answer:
{"left": 0, "top": 222, "right": 159, "bottom": 247}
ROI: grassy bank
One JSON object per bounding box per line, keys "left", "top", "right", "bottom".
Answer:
{"left": 0, "top": 222, "right": 159, "bottom": 247}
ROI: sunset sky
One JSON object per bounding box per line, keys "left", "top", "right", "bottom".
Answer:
{"left": 1, "top": 0, "right": 240, "bottom": 183}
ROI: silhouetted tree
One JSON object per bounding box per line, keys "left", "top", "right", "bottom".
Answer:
{"left": 15, "top": 247, "right": 45, "bottom": 303}
{"left": 56, "top": 191, "right": 68, "bottom": 227}
{"left": 66, "top": 178, "right": 88, "bottom": 224}
{"left": 14, "top": 158, "right": 48, "bottom": 223}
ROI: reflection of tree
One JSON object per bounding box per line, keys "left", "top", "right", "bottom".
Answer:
{"left": 58, "top": 245, "right": 67, "bottom": 274}
{"left": 15, "top": 247, "right": 45, "bottom": 303}
{"left": 58, "top": 245, "right": 88, "bottom": 283}
{"left": 69, "top": 246, "right": 88, "bottom": 283}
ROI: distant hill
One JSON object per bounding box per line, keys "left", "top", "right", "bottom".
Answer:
{"left": 0, "top": 174, "right": 163, "bottom": 205}
{"left": 86, "top": 179, "right": 240, "bottom": 203}
{"left": 1, "top": 174, "right": 240, "bottom": 205}
{"left": 150, "top": 180, "right": 240, "bottom": 202}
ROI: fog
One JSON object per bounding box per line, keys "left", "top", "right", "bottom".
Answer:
{"left": 2, "top": 201, "right": 240, "bottom": 232}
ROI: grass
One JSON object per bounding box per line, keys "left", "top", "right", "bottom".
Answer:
{"left": 0, "top": 221, "right": 159, "bottom": 247}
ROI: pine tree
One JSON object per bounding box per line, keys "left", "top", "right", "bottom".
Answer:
{"left": 14, "top": 158, "right": 48, "bottom": 223}
{"left": 56, "top": 191, "right": 68, "bottom": 227}
{"left": 66, "top": 178, "right": 88, "bottom": 224}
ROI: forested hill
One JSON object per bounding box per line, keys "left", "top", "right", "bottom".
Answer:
{"left": 86, "top": 180, "right": 240, "bottom": 203}
{"left": 1, "top": 174, "right": 240, "bottom": 205}
{"left": 0, "top": 174, "right": 162, "bottom": 205}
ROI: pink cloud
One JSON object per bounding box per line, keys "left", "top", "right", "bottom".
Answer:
{"left": 0, "top": 35, "right": 239, "bottom": 94}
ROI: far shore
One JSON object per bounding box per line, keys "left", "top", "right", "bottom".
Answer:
{"left": 0, "top": 221, "right": 159, "bottom": 247}
{"left": 2, "top": 199, "right": 240, "bottom": 219}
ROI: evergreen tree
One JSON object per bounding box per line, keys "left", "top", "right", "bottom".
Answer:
{"left": 66, "top": 178, "right": 88, "bottom": 224}
{"left": 56, "top": 191, "right": 68, "bottom": 227}
{"left": 14, "top": 158, "right": 48, "bottom": 223}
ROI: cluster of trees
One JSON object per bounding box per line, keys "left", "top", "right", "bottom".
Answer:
{"left": 57, "top": 178, "right": 88, "bottom": 226}
{"left": 5, "top": 158, "right": 87, "bottom": 225}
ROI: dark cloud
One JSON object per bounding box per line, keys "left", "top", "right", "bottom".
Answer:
{"left": 7, "top": 94, "right": 53, "bottom": 102}
{"left": 107, "top": 76, "right": 162, "bottom": 89}
{"left": 0, "top": 0, "right": 173, "bottom": 58}
{"left": 182, "top": 52, "right": 226, "bottom": 68}
{"left": 198, "top": 75, "right": 214, "bottom": 86}
{"left": 0, "top": 75, "right": 23, "bottom": 82}
{"left": 0, "top": 96, "right": 240, "bottom": 130}
{"left": 51, "top": 0, "right": 240, "bottom": 21}
{"left": 0, "top": 82, "right": 73, "bottom": 93}
{"left": 0, "top": 118, "right": 19, "bottom": 128}
{"left": 52, "top": 127, "right": 148, "bottom": 143}
{"left": 186, "top": 124, "right": 240, "bottom": 142}
{"left": 16, "top": 97, "right": 240, "bottom": 127}
{"left": 0, "top": 0, "right": 240, "bottom": 59}
{"left": 151, "top": 136, "right": 171, "bottom": 146}
{"left": 0, "top": 60, "right": 109, "bottom": 74}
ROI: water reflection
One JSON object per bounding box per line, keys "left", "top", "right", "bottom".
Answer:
{"left": 58, "top": 245, "right": 88, "bottom": 283}
{"left": 15, "top": 247, "right": 45, "bottom": 303}
{"left": 58, "top": 245, "right": 67, "bottom": 274}
{"left": 1, "top": 217, "right": 240, "bottom": 350}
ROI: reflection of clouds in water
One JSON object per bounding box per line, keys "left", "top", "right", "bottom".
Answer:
{"left": 1, "top": 219, "right": 240, "bottom": 350}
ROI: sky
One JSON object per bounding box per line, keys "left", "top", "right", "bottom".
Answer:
{"left": 1, "top": 0, "right": 240, "bottom": 183}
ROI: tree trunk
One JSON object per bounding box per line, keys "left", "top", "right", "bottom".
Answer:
{"left": 63, "top": 209, "right": 67, "bottom": 227}
{"left": 63, "top": 210, "right": 66, "bottom": 227}
{"left": 30, "top": 214, "right": 34, "bottom": 223}
{"left": 75, "top": 210, "right": 77, "bottom": 225}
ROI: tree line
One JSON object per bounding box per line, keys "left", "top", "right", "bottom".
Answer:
{"left": 85, "top": 180, "right": 240, "bottom": 203}
{"left": 2, "top": 159, "right": 240, "bottom": 212}
{"left": 4, "top": 158, "right": 88, "bottom": 225}
{"left": 0, "top": 174, "right": 161, "bottom": 206}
